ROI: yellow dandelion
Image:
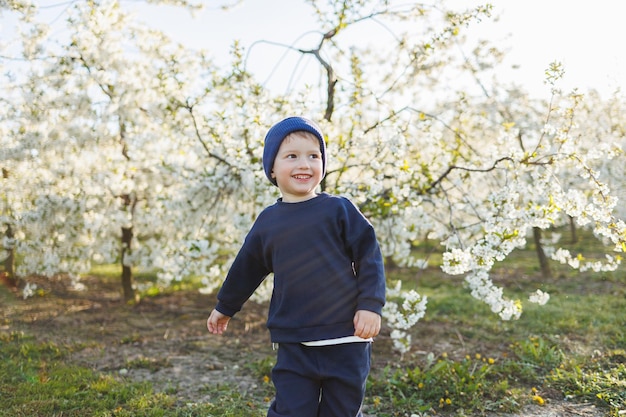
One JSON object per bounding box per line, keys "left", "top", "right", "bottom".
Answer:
{"left": 418, "top": 382, "right": 424, "bottom": 389}
{"left": 488, "top": 358, "right": 495, "bottom": 364}
{"left": 263, "top": 375, "right": 270, "bottom": 384}
{"left": 373, "top": 396, "right": 381, "bottom": 406}
{"left": 441, "top": 352, "right": 448, "bottom": 359}
{"left": 532, "top": 395, "right": 545, "bottom": 406}
{"left": 475, "top": 353, "right": 481, "bottom": 360}
{"left": 445, "top": 398, "right": 452, "bottom": 405}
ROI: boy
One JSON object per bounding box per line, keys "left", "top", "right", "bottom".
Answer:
{"left": 207, "top": 116, "right": 386, "bottom": 417}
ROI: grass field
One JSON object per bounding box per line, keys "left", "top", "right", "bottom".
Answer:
{"left": 1, "top": 237, "right": 625, "bottom": 416}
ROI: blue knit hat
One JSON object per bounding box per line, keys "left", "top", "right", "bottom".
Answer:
{"left": 262, "top": 116, "right": 326, "bottom": 186}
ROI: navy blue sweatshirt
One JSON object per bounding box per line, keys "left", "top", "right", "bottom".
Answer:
{"left": 215, "top": 192, "right": 386, "bottom": 343}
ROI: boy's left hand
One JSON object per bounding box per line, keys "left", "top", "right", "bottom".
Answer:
{"left": 353, "top": 310, "right": 381, "bottom": 339}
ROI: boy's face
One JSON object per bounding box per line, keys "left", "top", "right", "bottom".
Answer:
{"left": 271, "top": 131, "right": 323, "bottom": 203}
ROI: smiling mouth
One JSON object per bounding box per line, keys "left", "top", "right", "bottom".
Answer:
{"left": 293, "top": 175, "right": 311, "bottom": 180}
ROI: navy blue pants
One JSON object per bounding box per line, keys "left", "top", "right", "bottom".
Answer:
{"left": 267, "top": 342, "right": 372, "bottom": 417}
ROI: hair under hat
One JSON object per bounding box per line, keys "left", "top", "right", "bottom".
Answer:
{"left": 262, "top": 116, "right": 326, "bottom": 186}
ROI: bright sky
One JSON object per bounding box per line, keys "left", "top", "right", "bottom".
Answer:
{"left": 451, "top": 0, "right": 626, "bottom": 97}
{"left": 136, "top": 0, "right": 625, "bottom": 98}
{"left": 2, "top": 0, "right": 625, "bottom": 98}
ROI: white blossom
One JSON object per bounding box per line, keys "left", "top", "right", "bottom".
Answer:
{"left": 22, "top": 282, "right": 37, "bottom": 299}
{"left": 528, "top": 289, "right": 550, "bottom": 305}
{"left": 1, "top": 0, "right": 624, "bottom": 358}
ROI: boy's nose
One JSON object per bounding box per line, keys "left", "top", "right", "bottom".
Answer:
{"left": 298, "top": 157, "right": 312, "bottom": 169}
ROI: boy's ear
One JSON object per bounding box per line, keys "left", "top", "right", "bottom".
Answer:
{"left": 271, "top": 170, "right": 276, "bottom": 178}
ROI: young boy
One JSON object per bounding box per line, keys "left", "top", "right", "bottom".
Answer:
{"left": 207, "top": 116, "right": 386, "bottom": 417}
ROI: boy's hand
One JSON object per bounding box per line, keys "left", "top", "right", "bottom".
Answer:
{"left": 353, "top": 310, "right": 381, "bottom": 339}
{"left": 207, "top": 309, "right": 231, "bottom": 335}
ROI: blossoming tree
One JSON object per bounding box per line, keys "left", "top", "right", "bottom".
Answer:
{"left": 1, "top": 0, "right": 624, "bottom": 353}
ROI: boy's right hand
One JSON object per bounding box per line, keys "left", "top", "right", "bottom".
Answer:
{"left": 207, "top": 309, "right": 231, "bottom": 335}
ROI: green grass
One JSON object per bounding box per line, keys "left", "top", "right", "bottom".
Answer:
{"left": 2, "top": 229, "right": 625, "bottom": 416}
{"left": 88, "top": 263, "right": 209, "bottom": 297}
{"left": 0, "top": 332, "right": 267, "bottom": 417}
{"left": 364, "top": 229, "right": 625, "bottom": 416}
{"left": 366, "top": 309, "right": 625, "bottom": 416}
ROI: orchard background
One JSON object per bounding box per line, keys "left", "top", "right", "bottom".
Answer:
{"left": 1, "top": 0, "right": 625, "bottom": 380}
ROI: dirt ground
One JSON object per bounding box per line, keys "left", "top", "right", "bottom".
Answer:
{"left": 0, "top": 274, "right": 609, "bottom": 416}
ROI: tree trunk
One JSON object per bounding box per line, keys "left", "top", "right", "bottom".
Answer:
{"left": 569, "top": 215, "right": 578, "bottom": 244}
{"left": 2, "top": 168, "right": 17, "bottom": 286}
{"left": 2, "top": 223, "right": 16, "bottom": 286}
{"left": 533, "top": 227, "right": 552, "bottom": 278}
{"left": 121, "top": 225, "right": 135, "bottom": 302}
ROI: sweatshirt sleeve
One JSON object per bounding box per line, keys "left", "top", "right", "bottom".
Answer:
{"left": 342, "top": 199, "right": 386, "bottom": 315}
{"left": 215, "top": 233, "right": 271, "bottom": 317}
